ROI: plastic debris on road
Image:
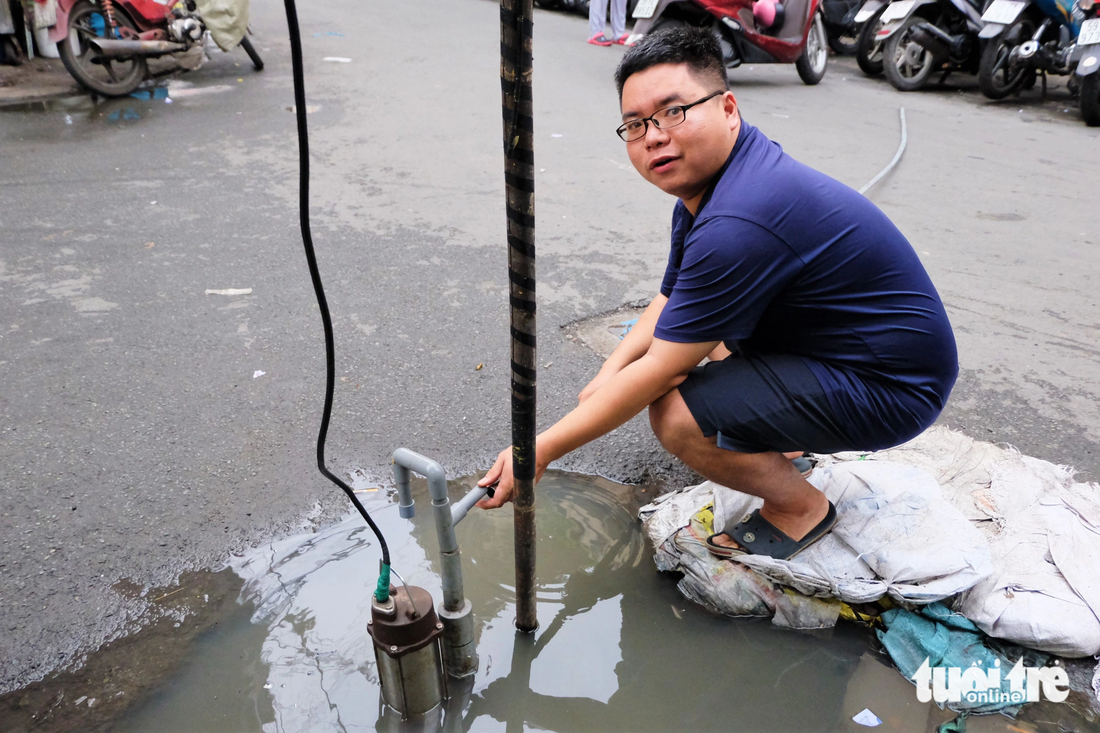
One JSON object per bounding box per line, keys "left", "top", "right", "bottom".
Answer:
{"left": 852, "top": 708, "right": 882, "bottom": 726}
{"left": 205, "top": 288, "right": 252, "bottom": 295}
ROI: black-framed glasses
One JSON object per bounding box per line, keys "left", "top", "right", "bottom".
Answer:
{"left": 616, "top": 91, "right": 725, "bottom": 142}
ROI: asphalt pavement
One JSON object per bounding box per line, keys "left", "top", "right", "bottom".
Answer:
{"left": 1, "top": 0, "right": 1099, "bottom": 698}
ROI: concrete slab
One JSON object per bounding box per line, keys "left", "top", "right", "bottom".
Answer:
{"left": 562, "top": 302, "right": 647, "bottom": 360}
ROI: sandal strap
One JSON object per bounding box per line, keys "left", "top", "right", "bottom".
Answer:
{"left": 727, "top": 502, "right": 837, "bottom": 560}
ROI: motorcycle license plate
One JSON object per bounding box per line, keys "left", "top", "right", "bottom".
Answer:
{"left": 1079, "top": 18, "right": 1100, "bottom": 46}
{"left": 879, "top": 0, "right": 916, "bottom": 23}
{"left": 854, "top": 4, "right": 881, "bottom": 22}
{"left": 633, "top": 0, "right": 659, "bottom": 18}
{"left": 981, "top": 0, "right": 1026, "bottom": 24}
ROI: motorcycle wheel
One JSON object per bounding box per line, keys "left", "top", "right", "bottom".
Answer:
{"left": 855, "top": 6, "right": 887, "bottom": 76}
{"left": 978, "top": 16, "right": 1035, "bottom": 100}
{"left": 796, "top": 12, "right": 829, "bottom": 84}
{"left": 1082, "top": 73, "right": 1100, "bottom": 127}
{"left": 827, "top": 23, "right": 860, "bottom": 55}
{"left": 57, "top": 0, "right": 147, "bottom": 97}
{"left": 883, "top": 16, "right": 937, "bottom": 91}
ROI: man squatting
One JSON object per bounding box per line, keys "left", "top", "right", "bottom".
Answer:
{"left": 476, "top": 26, "right": 958, "bottom": 561}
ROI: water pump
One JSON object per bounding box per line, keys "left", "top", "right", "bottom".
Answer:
{"left": 369, "top": 584, "right": 447, "bottom": 717}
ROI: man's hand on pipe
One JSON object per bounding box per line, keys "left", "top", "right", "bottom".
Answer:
{"left": 475, "top": 445, "right": 547, "bottom": 509}
{"left": 475, "top": 337, "right": 716, "bottom": 511}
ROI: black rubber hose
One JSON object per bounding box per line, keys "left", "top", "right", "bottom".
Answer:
{"left": 282, "top": 0, "right": 390, "bottom": 567}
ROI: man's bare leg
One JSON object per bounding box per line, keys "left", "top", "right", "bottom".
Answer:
{"left": 649, "top": 387, "right": 830, "bottom": 550}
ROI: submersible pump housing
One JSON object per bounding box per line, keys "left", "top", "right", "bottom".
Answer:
{"left": 368, "top": 584, "right": 447, "bottom": 717}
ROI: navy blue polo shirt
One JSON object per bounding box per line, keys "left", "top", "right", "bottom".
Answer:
{"left": 655, "top": 121, "right": 957, "bottom": 427}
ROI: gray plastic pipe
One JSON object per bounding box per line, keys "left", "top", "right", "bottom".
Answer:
{"left": 392, "top": 448, "right": 485, "bottom": 678}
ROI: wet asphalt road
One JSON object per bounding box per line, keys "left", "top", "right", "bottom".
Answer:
{"left": 2, "top": 0, "right": 1099, "bottom": 695}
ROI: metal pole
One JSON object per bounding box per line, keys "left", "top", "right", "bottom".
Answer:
{"left": 499, "top": 0, "right": 537, "bottom": 633}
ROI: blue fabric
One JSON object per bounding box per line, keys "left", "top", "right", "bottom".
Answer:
{"left": 656, "top": 122, "right": 958, "bottom": 448}
{"left": 876, "top": 603, "right": 1048, "bottom": 715}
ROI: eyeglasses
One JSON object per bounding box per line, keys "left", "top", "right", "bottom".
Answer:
{"left": 616, "top": 91, "right": 725, "bottom": 142}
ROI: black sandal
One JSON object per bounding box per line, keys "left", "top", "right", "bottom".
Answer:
{"left": 706, "top": 501, "right": 837, "bottom": 560}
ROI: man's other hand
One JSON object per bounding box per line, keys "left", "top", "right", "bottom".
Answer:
{"left": 476, "top": 447, "right": 514, "bottom": 509}
{"left": 475, "top": 446, "right": 547, "bottom": 509}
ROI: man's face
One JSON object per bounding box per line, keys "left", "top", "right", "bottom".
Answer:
{"left": 620, "top": 63, "right": 739, "bottom": 206}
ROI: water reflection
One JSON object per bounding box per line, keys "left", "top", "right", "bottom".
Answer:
{"left": 115, "top": 472, "right": 874, "bottom": 732}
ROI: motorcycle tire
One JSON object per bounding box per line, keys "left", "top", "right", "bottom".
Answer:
{"left": 796, "top": 12, "right": 829, "bottom": 84}
{"left": 826, "top": 22, "right": 860, "bottom": 55}
{"left": 978, "top": 16, "right": 1035, "bottom": 100}
{"left": 883, "top": 16, "right": 938, "bottom": 91}
{"left": 1082, "top": 73, "right": 1100, "bottom": 127}
{"left": 57, "top": 0, "right": 147, "bottom": 97}
{"left": 240, "top": 35, "right": 263, "bottom": 71}
{"left": 855, "top": 5, "right": 887, "bottom": 76}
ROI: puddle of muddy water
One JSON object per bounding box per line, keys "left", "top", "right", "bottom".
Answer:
{"left": 103, "top": 472, "right": 1093, "bottom": 733}
{"left": 0, "top": 80, "right": 234, "bottom": 130}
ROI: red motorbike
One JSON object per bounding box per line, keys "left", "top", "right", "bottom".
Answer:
{"left": 47, "top": 0, "right": 261, "bottom": 97}
{"left": 628, "top": 0, "right": 829, "bottom": 84}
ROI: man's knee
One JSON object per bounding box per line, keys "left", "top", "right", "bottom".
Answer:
{"left": 649, "top": 389, "right": 700, "bottom": 456}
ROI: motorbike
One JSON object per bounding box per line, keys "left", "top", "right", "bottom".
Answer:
{"left": 629, "top": 0, "right": 830, "bottom": 84}
{"left": 1071, "top": 0, "right": 1099, "bottom": 124}
{"left": 854, "top": 0, "right": 890, "bottom": 74}
{"left": 874, "top": 0, "right": 988, "bottom": 90}
{"left": 976, "top": 0, "right": 1080, "bottom": 99}
{"left": 47, "top": 0, "right": 261, "bottom": 97}
{"left": 821, "top": 0, "right": 864, "bottom": 53}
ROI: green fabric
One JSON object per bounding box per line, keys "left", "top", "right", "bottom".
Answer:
{"left": 937, "top": 712, "right": 968, "bottom": 733}
{"left": 194, "top": 0, "right": 247, "bottom": 51}
{"left": 876, "top": 602, "right": 1048, "bottom": 715}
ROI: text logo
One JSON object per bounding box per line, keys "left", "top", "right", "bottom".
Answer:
{"left": 911, "top": 658, "right": 1068, "bottom": 705}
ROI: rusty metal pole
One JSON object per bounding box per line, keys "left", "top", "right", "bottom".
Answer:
{"left": 499, "top": 0, "right": 537, "bottom": 633}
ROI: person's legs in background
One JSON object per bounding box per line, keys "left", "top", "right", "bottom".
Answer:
{"left": 610, "top": 0, "right": 629, "bottom": 42}
{"left": 588, "top": 0, "right": 612, "bottom": 43}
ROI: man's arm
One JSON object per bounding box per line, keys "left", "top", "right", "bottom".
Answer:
{"left": 477, "top": 335, "right": 717, "bottom": 508}
{"left": 578, "top": 294, "right": 668, "bottom": 403}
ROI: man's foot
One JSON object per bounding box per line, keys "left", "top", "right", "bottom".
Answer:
{"left": 707, "top": 491, "right": 834, "bottom": 558}
{"left": 587, "top": 33, "right": 613, "bottom": 46}
{"left": 612, "top": 33, "right": 631, "bottom": 45}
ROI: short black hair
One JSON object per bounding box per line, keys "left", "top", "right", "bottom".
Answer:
{"left": 614, "top": 25, "right": 729, "bottom": 101}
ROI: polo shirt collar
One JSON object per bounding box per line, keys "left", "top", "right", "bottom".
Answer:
{"left": 691, "top": 120, "right": 753, "bottom": 221}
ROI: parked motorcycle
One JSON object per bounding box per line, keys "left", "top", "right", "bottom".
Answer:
{"left": 1072, "top": 0, "right": 1099, "bottom": 124}
{"left": 630, "top": 0, "right": 829, "bottom": 84}
{"left": 854, "top": 0, "right": 890, "bottom": 74}
{"left": 48, "top": 0, "right": 261, "bottom": 97}
{"left": 977, "top": 0, "right": 1080, "bottom": 99}
{"left": 875, "top": 0, "right": 987, "bottom": 90}
{"left": 821, "top": 0, "right": 864, "bottom": 53}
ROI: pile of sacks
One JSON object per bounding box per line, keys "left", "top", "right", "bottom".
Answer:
{"left": 640, "top": 426, "right": 1100, "bottom": 658}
